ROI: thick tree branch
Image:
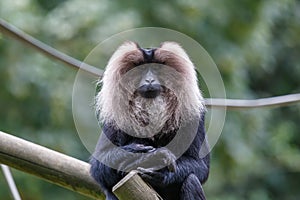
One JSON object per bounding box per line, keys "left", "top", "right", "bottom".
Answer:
{"left": 0, "top": 131, "right": 104, "bottom": 200}
{"left": 113, "top": 170, "right": 162, "bottom": 200}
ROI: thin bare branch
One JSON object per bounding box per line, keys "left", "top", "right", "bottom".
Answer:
{"left": 1, "top": 18, "right": 300, "bottom": 109}
{"left": 1, "top": 164, "right": 21, "bottom": 200}
{"left": 205, "top": 93, "right": 300, "bottom": 109}
{"left": 0, "top": 19, "right": 103, "bottom": 78}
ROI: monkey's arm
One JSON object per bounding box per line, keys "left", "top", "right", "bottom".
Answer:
{"left": 138, "top": 117, "right": 210, "bottom": 186}
{"left": 90, "top": 130, "right": 157, "bottom": 199}
{"left": 92, "top": 132, "right": 146, "bottom": 170}
{"left": 173, "top": 118, "right": 210, "bottom": 184}
{"left": 92, "top": 122, "right": 171, "bottom": 170}
{"left": 90, "top": 128, "right": 178, "bottom": 200}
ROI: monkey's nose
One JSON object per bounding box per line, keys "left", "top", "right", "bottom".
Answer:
{"left": 141, "top": 48, "right": 155, "bottom": 62}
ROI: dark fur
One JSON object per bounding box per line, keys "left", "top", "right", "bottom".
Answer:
{"left": 90, "top": 114, "right": 209, "bottom": 200}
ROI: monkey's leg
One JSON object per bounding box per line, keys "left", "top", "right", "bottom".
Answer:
{"left": 180, "top": 174, "right": 206, "bottom": 200}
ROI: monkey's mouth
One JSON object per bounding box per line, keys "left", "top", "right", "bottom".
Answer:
{"left": 136, "top": 84, "right": 162, "bottom": 98}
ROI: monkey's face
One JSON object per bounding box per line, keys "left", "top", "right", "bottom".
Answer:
{"left": 96, "top": 41, "right": 204, "bottom": 138}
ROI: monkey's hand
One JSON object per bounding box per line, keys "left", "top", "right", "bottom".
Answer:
{"left": 117, "top": 147, "right": 177, "bottom": 175}
{"left": 122, "top": 143, "right": 156, "bottom": 153}
{"left": 123, "top": 147, "right": 176, "bottom": 171}
{"left": 150, "top": 147, "right": 177, "bottom": 172}
{"left": 133, "top": 148, "right": 177, "bottom": 187}
{"left": 137, "top": 167, "right": 168, "bottom": 186}
{"left": 136, "top": 148, "right": 176, "bottom": 187}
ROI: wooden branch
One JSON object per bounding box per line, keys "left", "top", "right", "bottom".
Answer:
{"left": 113, "top": 170, "right": 162, "bottom": 200}
{"left": 0, "top": 131, "right": 104, "bottom": 200}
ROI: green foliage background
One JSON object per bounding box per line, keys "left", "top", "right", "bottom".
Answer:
{"left": 0, "top": 0, "right": 300, "bottom": 199}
